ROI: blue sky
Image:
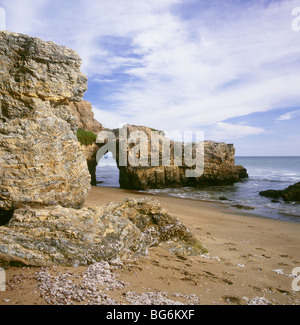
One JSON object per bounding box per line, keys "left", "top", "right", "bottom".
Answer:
{"left": 1, "top": 0, "right": 300, "bottom": 155}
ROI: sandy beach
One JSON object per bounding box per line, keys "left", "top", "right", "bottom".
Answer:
{"left": 1, "top": 186, "right": 300, "bottom": 305}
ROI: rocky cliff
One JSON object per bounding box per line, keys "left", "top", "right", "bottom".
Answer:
{"left": 0, "top": 32, "right": 205, "bottom": 266}
{"left": 69, "top": 100, "right": 103, "bottom": 134}
{"left": 0, "top": 31, "right": 91, "bottom": 212}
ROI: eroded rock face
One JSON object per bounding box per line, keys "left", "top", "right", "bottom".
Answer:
{"left": 118, "top": 139, "right": 248, "bottom": 190}
{"left": 68, "top": 100, "right": 103, "bottom": 186}
{"left": 0, "top": 198, "right": 205, "bottom": 267}
{"left": 82, "top": 143, "right": 101, "bottom": 186}
{"left": 69, "top": 100, "right": 103, "bottom": 134}
{"left": 0, "top": 31, "right": 91, "bottom": 212}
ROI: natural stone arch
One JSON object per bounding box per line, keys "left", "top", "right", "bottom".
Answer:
{"left": 83, "top": 124, "right": 248, "bottom": 190}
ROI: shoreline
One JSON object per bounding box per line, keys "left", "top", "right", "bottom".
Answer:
{"left": 90, "top": 185, "right": 300, "bottom": 223}
{"left": 1, "top": 186, "right": 300, "bottom": 305}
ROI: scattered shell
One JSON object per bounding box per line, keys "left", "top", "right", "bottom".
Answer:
{"left": 237, "top": 264, "right": 246, "bottom": 268}
{"left": 246, "top": 297, "right": 272, "bottom": 305}
{"left": 273, "top": 269, "right": 296, "bottom": 278}
{"left": 200, "top": 254, "right": 221, "bottom": 262}
{"left": 124, "top": 291, "right": 184, "bottom": 305}
{"left": 34, "top": 259, "right": 129, "bottom": 305}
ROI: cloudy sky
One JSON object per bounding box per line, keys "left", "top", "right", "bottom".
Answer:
{"left": 1, "top": 0, "right": 300, "bottom": 155}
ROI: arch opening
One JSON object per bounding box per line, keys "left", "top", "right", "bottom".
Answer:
{"left": 96, "top": 151, "right": 120, "bottom": 188}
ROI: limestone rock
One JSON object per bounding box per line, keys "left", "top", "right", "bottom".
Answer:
{"left": 82, "top": 143, "right": 101, "bottom": 186}
{"left": 94, "top": 124, "right": 248, "bottom": 190}
{"left": 68, "top": 100, "right": 103, "bottom": 186}
{"left": 69, "top": 100, "right": 103, "bottom": 134}
{"left": 0, "top": 198, "right": 206, "bottom": 267}
{"left": 0, "top": 31, "right": 91, "bottom": 213}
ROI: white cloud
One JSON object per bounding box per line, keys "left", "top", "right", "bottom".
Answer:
{"left": 0, "top": 7, "right": 6, "bottom": 30}
{"left": 2, "top": 0, "right": 48, "bottom": 35}
{"left": 1, "top": 0, "right": 300, "bottom": 148}
{"left": 92, "top": 106, "right": 127, "bottom": 131}
{"left": 205, "top": 122, "right": 265, "bottom": 142}
{"left": 84, "top": 0, "right": 300, "bottom": 133}
{"left": 276, "top": 109, "right": 300, "bottom": 121}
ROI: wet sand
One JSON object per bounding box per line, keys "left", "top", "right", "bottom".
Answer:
{"left": 1, "top": 186, "right": 300, "bottom": 305}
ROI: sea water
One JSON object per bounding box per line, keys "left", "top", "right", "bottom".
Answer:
{"left": 96, "top": 156, "right": 300, "bottom": 222}
{"left": 96, "top": 155, "right": 120, "bottom": 188}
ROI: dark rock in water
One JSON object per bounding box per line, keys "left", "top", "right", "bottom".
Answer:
{"left": 259, "top": 182, "right": 300, "bottom": 202}
{"left": 259, "top": 189, "right": 282, "bottom": 199}
{"left": 281, "top": 182, "right": 300, "bottom": 202}
{"left": 231, "top": 204, "right": 255, "bottom": 210}
{"left": 219, "top": 196, "right": 229, "bottom": 201}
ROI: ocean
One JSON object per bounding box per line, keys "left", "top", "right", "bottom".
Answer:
{"left": 96, "top": 156, "right": 300, "bottom": 223}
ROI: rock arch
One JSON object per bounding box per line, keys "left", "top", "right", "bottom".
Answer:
{"left": 84, "top": 124, "right": 248, "bottom": 190}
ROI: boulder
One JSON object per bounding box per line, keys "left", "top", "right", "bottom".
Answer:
{"left": 0, "top": 31, "right": 91, "bottom": 214}
{"left": 281, "top": 182, "right": 300, "bottom": 202}
{"left": 0, "top": 198, "right": 206, "bottom": 267}
{"left": 259, "top": 189, "right": 282, "bottom": 199}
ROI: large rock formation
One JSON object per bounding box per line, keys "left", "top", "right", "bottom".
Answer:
{"left": 66, "top": 99, "right": 248, "bottom": 189}
{"left": 0, "top": 32, "right": 205, "bottom": 267}
{"left": 94, "top": 124, "right": 248, "bottom": 190}
{"left": 0, "top": 31, "right": 91, "bottom": 214}
{"left": 0, "top": 198, "right": 205, "bottom": 267}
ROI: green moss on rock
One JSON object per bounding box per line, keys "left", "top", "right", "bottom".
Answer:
{"left": 77, "top": 129, "right": 97, "bottom": 145}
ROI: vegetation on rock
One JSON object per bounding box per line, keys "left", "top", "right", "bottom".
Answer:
{"left": 77, "top": 128, "right": 97, "bottom": 146}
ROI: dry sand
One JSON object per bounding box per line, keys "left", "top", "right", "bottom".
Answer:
{"left": 1, "top": 186, "right": 300, "bottom": 305}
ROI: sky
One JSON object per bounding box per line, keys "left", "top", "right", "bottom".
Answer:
{"left": 0, "top": 0, "right": 300, "bottom": 156}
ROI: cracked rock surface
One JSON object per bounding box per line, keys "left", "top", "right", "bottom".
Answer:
{"left": 0, "top": 31, "right": 91, "bottom": 212}
{"left": 0, "top": 198, "right": 206, "bottom": 267}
